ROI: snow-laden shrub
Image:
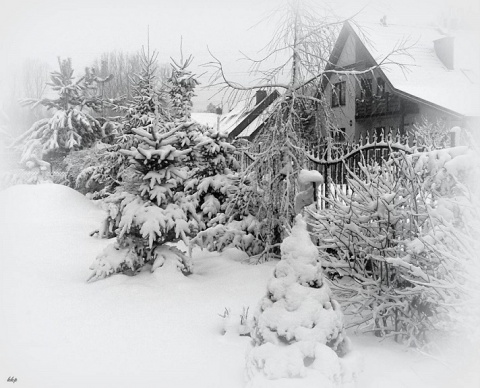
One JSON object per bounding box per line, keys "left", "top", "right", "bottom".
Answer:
{"left": 309, "top": 146, "right": 480, "bottom": 346}
{"left": 246, "top": 215, "right": 357, "bottom": 386}
{"left": 193, "top": 169, "right": 324, "bottom": 261}
{"left": 219, "top": 306, "right": 253, "bottom": 336}
{"left": 192, "top": 172, "right": 266, "bottom": 258}
{"left": 411, "top": 117, "right": 451, "bottom": 149}
{"left": 61, "top": 144, "right": 107, "bottom": 193}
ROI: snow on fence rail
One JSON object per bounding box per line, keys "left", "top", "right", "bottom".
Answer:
{"left": 305, "top": 134, "right": 420, "bottom": 209}
{"left": 233, "top": 132, "right": 420, "bottom": 209}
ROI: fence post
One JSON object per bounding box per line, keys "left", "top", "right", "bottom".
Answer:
{"left": 324, "top": 165, "right": 330, "bottom": 209}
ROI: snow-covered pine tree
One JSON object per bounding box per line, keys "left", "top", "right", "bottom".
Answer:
{"left": 245, "top": 214, "right": 355, "bottom": 386}
{"left": 11, "top": 58, "right": 109, "bottom": 169}
{"left": 192, "top": 170, "right": 266, "bottom": 257}
{"left": 168, "top": 54, "right": 198, "bottom": 121}
{"left": 74, "top": 50, "right": 168, "bottom": 198}
{"left": 87, "top": 120, "right": 196, "bottom": 282}
{"left": 122, "top": 50, "right": 168, "bottom": 135}
{"left": 183, "top": 127, "right": 239, "bottom": 234}
{"left": 88, "top": 53, "right": 239, "bottom": 281}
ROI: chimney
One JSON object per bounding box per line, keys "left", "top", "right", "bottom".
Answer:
{"left": 434, "top": 36, "right": 454, "bottom": 70}
{"left": 255, "top": 90, "right": 267, "bottom": 105}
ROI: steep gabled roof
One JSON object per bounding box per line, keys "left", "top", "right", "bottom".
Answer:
{"left": 326, "top": 21, "right": 480, "bottom": 117}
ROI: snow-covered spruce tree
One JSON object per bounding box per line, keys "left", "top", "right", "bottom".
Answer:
{"left": 88, "top": 54, "right": 238, "bottom": 281}
{"left": 168, "top": 54, "right": 198, "bottom": 121}
{"left": 11, "top": 58, "right": 110, "bottom": 170}
{"left": 192, "top": 170, "right": 266, "bottom": 257}
{"left": 73, "top": 50, "right": 168, "bottom": 198}
{"left": 245, "top": 214, "right": 355, "bottom": 386}
{"left": 308, "top": 146, "right": 480, "bottom": 346}
{"left": 166, "top": 54, "right": 240, "bottom": 226}
{"left": 183, "top": 127, "right": 239, "bottom": 233}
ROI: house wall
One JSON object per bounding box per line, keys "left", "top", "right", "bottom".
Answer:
{"left": 354, "top": 100, "right": 465, "bottom": 142}
{"left": 324, "top": 34, "right": 357, "bottom": 141}
{"left": 326, "top": 75, "right": 356, "bottom": 141}
{"left": 464, "top": 117, "right": 480, "bottom": 143}
{"left": 412, "top": 104, "right": 463, "bottom": 130}
{"left": 355, "top": 115, "right": 402, "bottom": 141}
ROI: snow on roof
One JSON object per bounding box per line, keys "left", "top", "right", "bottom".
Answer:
{"left": 351, "top": 21, "right": 480, "bottom": 117}
{"left": 218, "top": 99, "right": 254, "bottom": 136}
{"left": 191, "top": 112, "right": 221, "bottom": 128}
{"left": 235, "top": 110, "right": 268, "bottom": 138}
{"left": 219, "top": 94, "right": 279, "bottom": 139}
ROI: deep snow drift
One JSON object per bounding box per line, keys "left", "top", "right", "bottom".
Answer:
{"left": 0, "top": 184, "right": 478, "bottom": 387}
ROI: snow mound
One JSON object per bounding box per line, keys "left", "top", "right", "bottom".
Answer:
{"left": 0, "top": 183, "right": 104, "bottom": 227}
{"left": 0, "top": 183, "right": 475, "bottom": 387}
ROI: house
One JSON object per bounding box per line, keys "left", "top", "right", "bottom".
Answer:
{"left": 218, "top": 90, "right": 280, "bottom": 141}
{"left": 322, "top": 20, "right": 480, "bottom": 142}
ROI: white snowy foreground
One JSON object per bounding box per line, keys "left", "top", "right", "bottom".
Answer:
{"left": 0, "top": 184, "right": 478, "bottom": 388}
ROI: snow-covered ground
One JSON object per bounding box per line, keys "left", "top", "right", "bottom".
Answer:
{"left": 0, "top": 184, "right": 478, "bottom": 388}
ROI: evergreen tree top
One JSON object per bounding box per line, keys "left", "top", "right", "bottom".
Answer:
{"left": 22, "top": 57, "right": 105, "bottom": 113}
{"left": 168, "top": 55, "right": 198, "bottom": 121}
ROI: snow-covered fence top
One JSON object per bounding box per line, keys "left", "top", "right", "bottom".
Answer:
{"left": 305, "top": 134, "right": 420, "bottom": 208}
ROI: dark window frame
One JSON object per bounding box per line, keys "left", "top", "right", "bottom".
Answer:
{"left": 376, "top": 77, "right": 386, "bottom": 97}
{"left": 360, "top": 78, "right": 373, "bottom": 100}
{"left": 332, "top": 81, "right": 346, "bottom": 107}
{"left": 334, "top": 127, "right": 346, "bottom": 143}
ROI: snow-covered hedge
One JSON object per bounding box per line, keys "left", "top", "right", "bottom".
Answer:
{"left": 310, "top": 146, "right": 480, "bottom": 346}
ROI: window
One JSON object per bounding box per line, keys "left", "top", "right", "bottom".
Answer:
{"left": 332, "top": 81, "right": 346, "bottom": 107}
{"left": 360, "top": 78, "right": 372, "bottom": 100}
{"left": 376, "top": 77, "right": 385, "bottom": 97}
{"left": 334, "top": 128, "right": 346, "bottom": 143}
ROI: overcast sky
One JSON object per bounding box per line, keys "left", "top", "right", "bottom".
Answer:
{"left": 1, "top": 0, "right": 479, "bottom": 111}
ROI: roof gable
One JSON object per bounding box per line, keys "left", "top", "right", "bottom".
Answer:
{"left": 326, "top": 21, "right": 480, "bottom": 117}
